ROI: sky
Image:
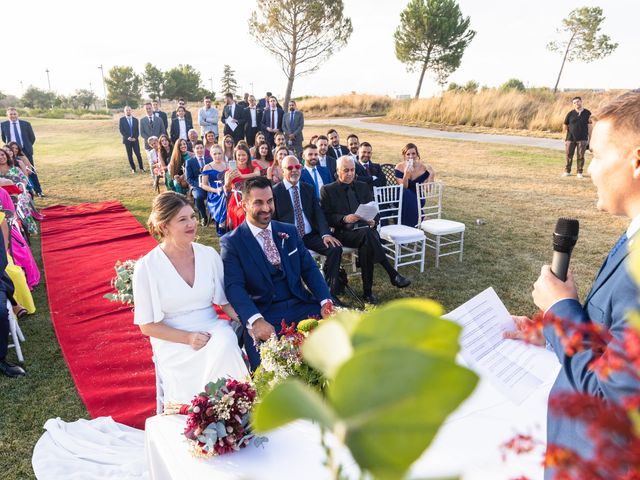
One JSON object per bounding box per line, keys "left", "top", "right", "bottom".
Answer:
{"left": 3, "top": 0, "right": 638, "bottom": 100}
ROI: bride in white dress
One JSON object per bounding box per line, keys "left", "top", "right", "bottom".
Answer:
{"left": 32, "top": 192, "right": 249, "bottom": 479}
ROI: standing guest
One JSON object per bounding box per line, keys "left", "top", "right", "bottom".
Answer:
{"left": 221, "top": 93, "right": 246, "bottom": 144}
{"left": 506, "top": 91, "right": 640, "bottom": 478}
{"left": 252, "top": 140, "right": 274, "bottom": 176}
{"left": 346, "top": 134, "right": 360, "bottom": 162}
{"left": 326, "top": 129, "right": 349, "bottom": 161}
{"left": 170, "top": 98, "right": 193, "bottom": 124}
{"left": 395, "top": 143, "right": 435, "bottom": 227}
{"left": 300, "top": 144, "right": 332, "bottom": 200}
{"left": 563, "top": 96, "right": 592, "bottom": 178}
{"left": 167, "top": 139, "right": 190, "bottom": 194}
{"left": 282, "top": 100, "right": 305, "bottom": 158}
{"left": 316, "top": 135, "right": 336, "bottom": 178}
{"left": 321, "top": 156, "right": 411, "bottom": 304}
{"left": 222, "top": 135, "right": 235, "bottom": 163}
{"left": 261, "top": 96, "right": 284, "bottom": 148}
{"left": 357, "top": 142, "right": 386, "bottom": 188}
{"left": 151, "top": 100, "right": 168, "bottom": 132}
{"left": 274, "top": 155, "right": 343, "bottom": 298}
{"left": 245, "top": 95, "right": 262, "bottom": 147}
{"left": 257, "top": 91, "right": 272, "bottom": 110}
{"left": 250, "top": 131, "right": 267, "bottom": 158}
{"left": 186, "top": 142, "right": 211, "bottom": 226}
{"left": 186, "top": 129, "right": 200, "bottom": 152}
{"left": 198, "top": 96, "right": 219, "bottom": 141}
{"left": 0, "top": 213, "right": 22, "bottom": 378}
{"left": 170, "top": 106, "right": 193, "bottom": 143}
{"left": 1, "top": 108, "right": 42, "bottom": 197}
{"left": 118, "top": 106, "right": 145, "bottom": 173}
{"left": 221, "top": 176, "right": 333, "bottom": 370}
{"left": 140, "top": 102, "right": 166, "bottom": 169}
{"left": 223, "top": 144, "right": 261, "bottom": 230}
{"left": 237, "top": 93, "right": 250, "bottom": 108}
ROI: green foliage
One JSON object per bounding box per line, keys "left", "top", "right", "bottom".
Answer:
{"left": 500, "top": 78, "right": 526, "bottom": 92}
{"left": 0, "top": 90, "right": 5, "bottom": 101}
{"left": 164, "top": 64, "right": 205, "bottom": 101}
{"left": 248, "top": 0, "right": 352, "bottom": 106}
{"left": 70, "top": 89, "right": 98, "bottom": 109}
{"left": 104, "top": 66, "right": 142, "bottom": 108}
{"left": 143, "top": 63, "right": 165, "bottom": 100}
{"left": 394, "top": 0, "right": 476, "bottom": 98}
{"left": 448, "top": 80, "right": 478, "bottom": 93}
{"left": 253, "top": 299, "right": 479, "bottom": 479}
{"left": 220, "top": 65, "right": 238, "bottom": 96}
{"left": 21, "top": 86, "right": 56, "bottom": 109}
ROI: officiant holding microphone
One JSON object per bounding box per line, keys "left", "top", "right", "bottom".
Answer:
{"left": 507, "top": 91, "right": 640, "bottom": 478}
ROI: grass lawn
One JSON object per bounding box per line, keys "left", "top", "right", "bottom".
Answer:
{"left": 0, "top": 117, "right": 624, "bottom": 478}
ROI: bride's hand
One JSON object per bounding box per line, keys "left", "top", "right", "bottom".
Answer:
{"left": 188, "top": 332, "right": 211, "bottom": 350}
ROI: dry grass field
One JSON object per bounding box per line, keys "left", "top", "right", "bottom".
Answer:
{"left": 0, "top": 116, "right": 625, "bottom": 478}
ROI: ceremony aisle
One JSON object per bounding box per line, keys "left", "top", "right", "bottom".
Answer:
{"left": 41, "top": 201, "right": 157, "bottom": 428}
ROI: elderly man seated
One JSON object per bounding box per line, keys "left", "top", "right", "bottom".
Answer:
{"left": 320, "top": 156, "right": 410, "bottom": 304}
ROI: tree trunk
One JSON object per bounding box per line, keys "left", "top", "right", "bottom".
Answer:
{"left": 415, "top": 60, "right": 429, "bottom": 99}
{"left": 553, "top": 34, "right": 575, "bottom": 93}
{"left": 284, "top": 65, "right": 296, "bottom": 108}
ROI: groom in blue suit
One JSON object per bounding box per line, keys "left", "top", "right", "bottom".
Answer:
{"left": 221, "top": 176, "right": 333, "bottom": 370}
{"left": 509, "top": 91, "right": 640, "bottom": 478}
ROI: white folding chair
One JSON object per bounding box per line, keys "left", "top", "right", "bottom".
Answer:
{"left": 373, "top": 185, "right": 426, "bottom": 272}
{"left": 7, "top": 300, "right": 25, "bottom": 363}
{"left": 311, "top": 247, "right": 358, "bottom": 276}
{"left": 416, "top": 182, "right": 465, "bottom": 267}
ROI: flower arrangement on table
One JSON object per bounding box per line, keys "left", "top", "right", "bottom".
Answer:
{"left": 253, "top": 319, "right": 326, "bottom": 398}
{"left": 104, "top": 259, "right": 137, "bottom": 305}
{"left": 164, "top": 378, "right": 267, "bottom": 458}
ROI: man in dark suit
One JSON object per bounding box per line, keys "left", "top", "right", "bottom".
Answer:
{"left": 185, "top": 142, "right": 211, "bottom": 226}
{"left": 221, "top": 176, "right": 333, "bottom": 370}
{"left": 282, "top": 100, "right": 305, "bottom": 158}
{"left": 118, "top": 106, "right": 145, "bottom": 173}
{"left": 273, "top": 154, "right": 343, "bottom": 299}
{"left": 2, "top": 107, "right": 43, "bottom": 196}
{"left": 170, "top": 98, "right": 193, "bottom": 124}
{"left": 257, "top": 91, "right": 277, "bottom": 110}
{"left": 321, "top": 156, "right": 410, "bottom": 304}
{"left": 244, "top": 94, "right": 263, "bottom": 147}
{"left": 221, "top": 93, "right": 246, "bottom": 144}
{"left": 507, "top": 91, "right": 640, "bottom": 478}
{"left": 170, "top": 106, "right": 193, "bottom": 143}
{"left": 326, "top": 129, "right": 349, "bottom": 161}
{"left": 0, "top": 217, "right": 22, "bottom": 378}
{"left": 300, "top": 144, "right": 332, "bottom": 199}
{"left": 140, "top": 102, "right": 166, "bottom": 151}
{"left": 316, "top": 135, "right": 337, "bottom": 179}
{"left": 356, "top": 142, "right": 386, "bottom": 188}
{"left": 261, "top": 96, "right": 284, "bottom": 148}
{"left": 151, "top": 100, "right": 168, "bottom": 132}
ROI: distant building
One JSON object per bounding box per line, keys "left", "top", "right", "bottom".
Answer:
{"left": 396, "top": 94, "right": 411, "bottom": 100}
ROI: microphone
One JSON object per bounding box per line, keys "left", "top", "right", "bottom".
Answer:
{"left": 551, "top": 218, "right": 579, "bottom": 281}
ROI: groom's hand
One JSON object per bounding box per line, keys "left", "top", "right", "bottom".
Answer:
{"left": 251, "top": 318, "right": 275, "bottom": 342}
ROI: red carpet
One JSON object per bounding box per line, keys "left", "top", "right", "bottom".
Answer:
{"left": 41, "top": 201, "right": 158, "bottom": 428}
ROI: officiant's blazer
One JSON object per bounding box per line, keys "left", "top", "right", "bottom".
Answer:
{"left": 542, "top": 232, "right": 640, "bottom": 478}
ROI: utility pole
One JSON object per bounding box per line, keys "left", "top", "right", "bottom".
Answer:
{"left": 20, "top": 81, "right": 24, "bottom": 94}
{"left": 45, "top": 68, "right": 51, "bottom": 90}
{"left": 98, "top": 64, "right": 109, "bottom": 112}
{"left": 208, "top": 77, "right": 213, "bottom": 96}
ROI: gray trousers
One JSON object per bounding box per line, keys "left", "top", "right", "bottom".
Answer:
{"left": 565, "top": 140, "right": 588, "bottom": 174}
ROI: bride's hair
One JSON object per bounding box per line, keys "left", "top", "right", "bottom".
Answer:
{"left": 147, "top": 191, "right": 192, "bottom": 238}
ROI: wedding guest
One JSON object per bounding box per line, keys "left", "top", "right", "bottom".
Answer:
{"left": 321, "top": 156, "right": 411, "bottom": 304}
{"left": 300, "top": 143, "right": 332, "bottom": 200}
{"left": 221, "top": 175, "right": 333, "bottom": 370}
{"left": 223, "top": 144, "right": 261, "bottom": 230}
{"left": 252, "top": 140, "right": 273, "bottom": 176}
{"left": 201, "top": 145, "right": 228, "bottom": 234}
{"left": 250, "top": 131, "right": 266, "bottom": 158}
{"left": 316, "top": 135, "right": 336, "bottom": 178}
{"left": 186, "top": 129, "right": 199, "bottom": 152}
{"left": 156, "top": 134, "right": 172, "bottom": 190}
{"left": 7, "top": 142, "right": 39, "bottom": 196}
{"left": 221, "top": 93, "right": 246, "bottom": 144}
{"left": 267, "top": 148, "right": 284, "bottom": 185}
{"left": 356, "top": 142, "right": 386, "bottom": 188}
{"left": 309, "top": 135, "right": 319, "bottom": 145}
{"left": 118, "top": 106, "right": 145, "bottom": 173}
{"left": 170, "top": 98, "right": 193, "bottom": 124}
{"left": 0, "top": 212, "right": 34, "bottom": 314}
{"left": 0, "top": 149, "right": 39, "bottom": 234}
{"left": 326, "top": 129, "right": 349, "bottom": 161}
{"left": 170, "top": 106, "right": 193, "bottom": 144}
{"left": 1, "top": 107, "right": 42, "bottom": 197}
{"left": 133, "top": 191, "right": 248, "bottom": 404}
{"left": 347, "top": 134, "right": 360, "bottom": 162}
{"left": 0, "top": 213, "right": 22, "bottom": 378}
{"left": 186, "top": 142, "right": 211, "bottom": 226}
{"left": 261, "top": 96, "right": 283, "bottom": 148}
{"left": 3, "top": 146, "right": 28, "bottom": 181}
{"left": 282, "top": 100, "right": 304, "bottom": 158}
{"left": 222, "top": 135, "right": 235, "bottom": 163}
{"left": 167, "top": 139, "right": 190, "bottom": 194}
{"left": 151, "top": 100, "right": 168, "bottom": 132}
{"left": 395, "top": 143, "right": 435, "bottom": 227}
{"left": 140, "top": 102, "right": 166, "bottom": 158}
{"left": 272, "top": 132, "right": 293, "bottom": 157}
{"left": 198, "top": 95, "right": 219, "bottom": 140}
{"left": 204, "top": 131, "right": 217, "bottom": 155}
{"left": 146, "top": 136, "right": 161, "bottom": 185}
{"left": 244, "top": 95, "right": 262, "bottom": 147}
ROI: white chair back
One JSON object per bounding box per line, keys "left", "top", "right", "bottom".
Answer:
{"left": 374, "top": 184, "right": 403, "bottom": 225}
{"left": 416, "top": 181, "right": 443, "bottom": 223}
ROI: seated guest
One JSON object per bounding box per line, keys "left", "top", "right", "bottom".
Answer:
{"left": 267, "top": 147, "right": 284, "bottom": 185}
{"left": 321, "top": 156, "right": 411, "bottom": 304}
{"left": 300, "top": 143, "right": 332, "bottom": 200}
{"left": 223, "top": 144, "right": 261, "bottom": 230}
{"left": 252, "top": 140, "right": 273, "bottom": 176}
{"left": 6, "top": 142, "right": 38, "bottom": 195}
{"left": 316, "top": 135, "right": 336, "bottom": 179}
{"left": 0, "top": 216, "right": 23, "bottom": 378}
{"left": 186, "top": 142, "right": 212, "bottom": 226}
{"left": 170, "top": 106, "right": 193, "bottom": 143}
{"left": 272, "top": 132, "right": 294, "bottom": 157}
{"left": 133, "top": 192, "right": 248, "bottom": 403}
{"left": 2, "top": 146, "right": 29, "bottom": 184}
{"left": 347, "top": 134, "right": 360, "bottom": 162}
{"left": 0, "top": 212, "right": 34, "bottom": 314}
{"left": 0, "top": 148, "right": 39, "bottom": 234}
{"left": 200, "top": 145, "right": 228, "bottom": 234}
{"left": 203, "top": 131, "right": 217, "bottom": 155}
{"left": 249, "top": 131, "right": 267, "bottom": 158}
{"left": 395, "top": 142, "right": 435, "bottom": 227}
{"left": 156, "top": 134, "right": 172, "bottom": 189}
{"left": 357, "top": 142, "right": 386, "bottom": 188}
{"left": 326, "top": 129, "right": 349, "bottom": 160}
{"left": 222, "top": 134, "right": 235, "bottom": 163}
{"left": 273, "top": 155, "right": 343, "bottom": 298}
{"left": 145, "top": 136, "right": 161, "bottom": 186}
{"left": 167, "top": 139, "right": 190, "bottom": 194}
{"left": 221, "top": 176, "right": 333, "bottom": 370}
{"left": 186, "top": 129, "right": 200, "bottom": 152}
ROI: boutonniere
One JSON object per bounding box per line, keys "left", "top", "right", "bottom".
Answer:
{"left": 278, "top": 232, "right": 289, "bottom": 248}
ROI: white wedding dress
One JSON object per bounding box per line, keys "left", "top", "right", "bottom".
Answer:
{"left": 32, "top": 243, "right": 249, "bottom": 479}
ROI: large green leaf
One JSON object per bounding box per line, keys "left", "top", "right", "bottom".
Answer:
{"left": 302, "top": 319, "right": 353, "bottom": 379}
{"left": 328, "top": 346, "right": 478, "bottom": 479}
{"left": 352, "top": 299, "right": 461, "bottom": 360}
{"left": 252, "top": 379, "right": 337, "bottom": 433}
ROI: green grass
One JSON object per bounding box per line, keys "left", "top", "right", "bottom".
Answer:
{"left": 0, "top": 117, "right": 624, "bottom": 478}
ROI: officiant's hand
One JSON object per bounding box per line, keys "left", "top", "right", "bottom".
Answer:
{"left": 251, "top": 318, "right": 275, "bottom": 342}
{"left": 188, "top": 331, "right": 211, "bottom": 350}
{"left": 503, "top": 316, "right": 545, "bottom": 346}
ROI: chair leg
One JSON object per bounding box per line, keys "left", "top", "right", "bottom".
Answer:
{"left": 420, "top": 240, "right": 425, "bottom": 273}
{"left": 395, "top": 243, "right": 400, "bottom": 270}
{"left": 459, "top": 232, "right": 465, "bottom": 262}
{"left": 435, "top": 235, "right": 441, "bottom": 268}
{"left": 8, "top": 311, "right": 24, "bottom": 363}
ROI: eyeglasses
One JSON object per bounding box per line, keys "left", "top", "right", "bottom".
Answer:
{"left": 285, "top": 165, "right": 302, "bottom": 170}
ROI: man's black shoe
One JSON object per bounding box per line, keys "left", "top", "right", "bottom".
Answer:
{"left": 391, "top": 274, "right": 411, "bottom": 288}
{"left": 362, "top": 293, "right": 379, "bottom": 305}
{"left": 0, "top": 360, "right": 26, "bottom": 378}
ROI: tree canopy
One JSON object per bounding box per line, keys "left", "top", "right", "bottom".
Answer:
{"left": 220, "top": 65, "right": 238, "bottom": 96}
{"left": 104, "top": 66, "right": 142, "bottom": 108}
{"left": 143, "top": 63, "right": 165, "bottom": 101}
{"left": 163, "top": 64, "right": 205, "bottom": 101}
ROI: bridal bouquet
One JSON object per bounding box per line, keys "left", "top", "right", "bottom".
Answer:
{"left": 104, "top": 259, "right": 137, "bottom": 305}
{"left": 168, "top": 378, "right": 267, "bottom": 458}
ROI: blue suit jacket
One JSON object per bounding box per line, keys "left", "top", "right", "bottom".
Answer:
{"left": 300, "top": 165, "right": 332, "bottom": 193}
{"left": 543, "top": 234, "right": 640, "bottom": 477}
{"left": 185, "top": 156, "right": 211, "bottom": 189}
{"left": 221, "top": 221, "right": 330, "bottom": 327}
{"left": 1, "top": 119, "right": 36, "bottom": 159}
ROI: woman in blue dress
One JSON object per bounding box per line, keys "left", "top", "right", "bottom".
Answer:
{"left": 394, "top": 143, "right": 435, "bottom": 227}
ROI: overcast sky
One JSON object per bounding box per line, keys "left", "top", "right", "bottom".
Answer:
{"left": 4, "top": 0, "right": 637, "bottom": 100}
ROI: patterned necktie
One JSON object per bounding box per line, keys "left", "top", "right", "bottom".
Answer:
{"left": 12, "top": 122, "right": 22, "bottom": 147}
{"left": 259, "top": 229, "right": 281, "bottom": 266}
{"left": 312, "top": 168, "right": 320, "bottom": 199}
{"left": 198, "top": 157, "right": 204, "bottom": 169}
{"left": 291, "top": 186, "right": 306, "bottom": 238}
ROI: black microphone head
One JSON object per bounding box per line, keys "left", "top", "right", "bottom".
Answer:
{"left": 553, "top": 218, "right": 579, "bottom": 253}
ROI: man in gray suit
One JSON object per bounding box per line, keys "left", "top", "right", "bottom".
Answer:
{"left": 282, "top": 100, "right": 304, "bottom": 158}
{"left": 140, "top": 102, "right": 167, "bottom": 173}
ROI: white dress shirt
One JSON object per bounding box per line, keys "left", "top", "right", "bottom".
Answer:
{"left": 249, "top": 107, "right": 258, "bottom": 128}
{"left": 178, "top": 118, "right": 187, "bottom": 140}
{"left": 318, "top": 155, "right": 327, "bottom": 168}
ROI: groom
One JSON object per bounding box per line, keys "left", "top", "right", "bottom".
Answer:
{"left": 221, "top": 176, "right": 333, "bottom": 370}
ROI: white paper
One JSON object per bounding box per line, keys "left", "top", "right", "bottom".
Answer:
{"left": 444, "top": 287, "right": 560, "bottom": 404}
{"left": 354, "top": 201, "right": 379, "bottom": 221}
{"left": 225, "top": 117, "right": 238, "bottom": 131}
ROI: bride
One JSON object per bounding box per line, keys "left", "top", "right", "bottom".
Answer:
{"left": 32, "top": 192, "right": 249, "bottom": 479}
